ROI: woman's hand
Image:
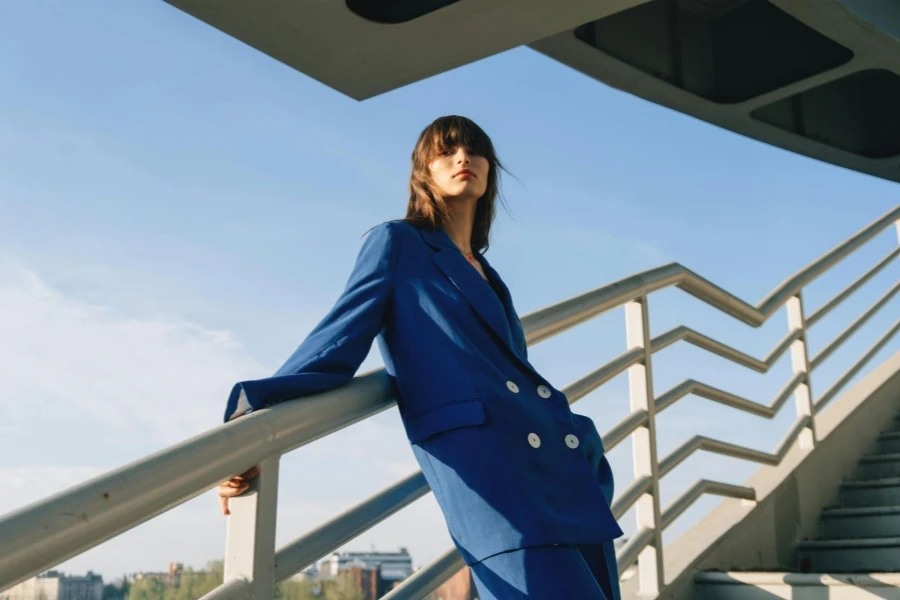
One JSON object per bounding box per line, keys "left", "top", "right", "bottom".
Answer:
{"left": 217, "top": 466, "right": 260, "bottom": 516}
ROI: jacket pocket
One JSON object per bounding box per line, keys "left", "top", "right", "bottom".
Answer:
{"left": 406, "top": 399, "right": 487, "bottom": 444}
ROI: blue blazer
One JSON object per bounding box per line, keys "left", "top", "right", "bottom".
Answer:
{"left": 224, "top": 220, "right": 623, "bottom": 565}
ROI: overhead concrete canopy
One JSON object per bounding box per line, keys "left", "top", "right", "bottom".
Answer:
{"left": 165, "top": 0, "right": 900, "bottom": 183}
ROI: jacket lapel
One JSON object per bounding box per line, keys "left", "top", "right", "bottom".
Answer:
{"left": 477, "top": 253, "right": 528, "bottom": 359}
{"left": 419, "top": 227, "right": 518, "bottom": 357}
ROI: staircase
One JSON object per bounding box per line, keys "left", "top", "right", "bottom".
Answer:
{"left": 695, "top": 414, "right": 900, "bottom": 599}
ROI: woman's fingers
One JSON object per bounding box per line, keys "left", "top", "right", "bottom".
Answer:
{"left": 222, "top": 466, "right": 260, "bottom": 487}
{"left": 219, "top": 482, "right": 250, "bottom": 496}
{"left": 218, "top": 481, "right": 251, "bottom": 516}
{"left": 217, "top": 466, "right": 260, "bottom": 515}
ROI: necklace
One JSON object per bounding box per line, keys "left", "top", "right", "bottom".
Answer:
{"left": 458, "top": 247, "right": 489, "bottom": 281}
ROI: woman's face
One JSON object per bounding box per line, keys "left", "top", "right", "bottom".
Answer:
{"left": 428, "top": 144, "right": 490, "bottom": 203}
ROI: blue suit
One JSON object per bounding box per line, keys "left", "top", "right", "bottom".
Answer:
{"left": 224, "top": 220, "right": 623, "bottom": 571}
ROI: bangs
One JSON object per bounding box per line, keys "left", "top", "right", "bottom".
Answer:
{"left": 424, "top": 117, "right": 492, "bottom": 160}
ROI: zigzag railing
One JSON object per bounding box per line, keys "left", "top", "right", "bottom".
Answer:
{"left": 0, "top": 206, "right": 898, "bottom": 600}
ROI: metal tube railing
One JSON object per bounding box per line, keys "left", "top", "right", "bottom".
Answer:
{"left": 660, "top": 480, "right": 756, "bottom": 530}
{"left": 601, "top": 409, "right": 649, "bottom": 452}
{"left": 611, "top": 476, "right": 653, "bottom": 521}
{"left": 806, "top": 247, "right": 899, "bottom": 327}
{"left": 656, "top": 379, "right": 789, "bottom": 417}
{"left": 810, "top": 282, "right": 900, "bottom": 370}
{"left": 814, "top": 320, "right": 900, "bottom": 412}
{"left": 658, "top": 436, "right": 781, "bottom": 479}
{"left": 1, "top": 206, "right": 897, "bottom": 598}
{"left": 273, "top": 472, "right": 430, "bottom": 583}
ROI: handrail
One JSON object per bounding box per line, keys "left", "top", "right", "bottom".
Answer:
{"left": 650, "top": 325, "right": 801, "bottom": 372}
{"left": 273, "top": 472, "right": 430, "bottom": 583}
{"left": 521, "top": 206, "right": 900, "bottom": 343}
{"left": 655, "top": 377, "right": 801, "bottom": 417}
{"left": 814, "top": 320, "right": 900, "bottom": 412}
{"left": 658, "top": 415, "right": 812, "bottom": 478}
{"left": 0, "top": 206, "right": 897, "bottom": 598}
{"left": 660, "top": 480, "right": 756, "bottom": 529}
{"left": 806, "top": 247, "right": 899, "bottom": 327}
{"left": 810, "top": 282, "right": 900, "bottom": 369}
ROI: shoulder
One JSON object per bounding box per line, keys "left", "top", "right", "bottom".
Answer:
{"left": 364, "top": 219, "right": 425, "bottom": 249}
{"left": 357, "top": 220, "right": 421, "bottom": 269}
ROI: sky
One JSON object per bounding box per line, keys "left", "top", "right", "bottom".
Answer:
{"left": 1, "top": 0, "right": 899, "bottom": 585}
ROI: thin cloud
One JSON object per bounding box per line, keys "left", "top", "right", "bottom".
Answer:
{"left": 0, "top": 258, "right": 266, "bottom": 444}
{"left": 1, "top": 466, "right": 105, "bottom": 515}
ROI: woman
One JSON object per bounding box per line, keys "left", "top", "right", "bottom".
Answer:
{"left": 217, "top": 116, "right": 624, "bottom": 599}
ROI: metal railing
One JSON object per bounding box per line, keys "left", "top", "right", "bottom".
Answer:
{"left": 1, "top": 207, "right": 898, "bottom": 600}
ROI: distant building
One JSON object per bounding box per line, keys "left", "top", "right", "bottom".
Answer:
{"left": 425, "top": 566, "right": 476, "bottom": 600}
{"left": 123, "top": 562, "right": 183, "bottom": 587}
{"left": 334, "top": 566, "right": 398, "bottom": 600}
{"left": 292, "top": 563, "right": 319, "bottom": 581}
{"left": 318, "top": 547, "right": 413, "bottom": 582}
{"left": 0, "top": 570, "right": 103, "bottom": 600}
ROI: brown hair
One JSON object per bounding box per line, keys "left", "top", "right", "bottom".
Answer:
{"left": 401, "top": 115, "right": 513, "bottom": 254}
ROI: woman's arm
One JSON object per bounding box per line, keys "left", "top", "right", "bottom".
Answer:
{"left": 223, "top": 222, "right": 400, "bottom": 422}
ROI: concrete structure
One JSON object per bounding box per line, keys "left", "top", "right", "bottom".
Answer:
{"left": 165, "top": 0, "right": 900, "bottom": 184}
{"left": 647, "top": 352, "right": 900, "bottom": 599}
{"left": 0, "top": 571, "right": 102, "bottom": 600}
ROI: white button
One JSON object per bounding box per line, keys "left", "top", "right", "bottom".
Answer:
{"left": 537, "top": 385, "right": 552, "bottom": 398}
{"left": 565, "top": 434, "right": 580, "bottom": 449}
{"left": 528, "top": 433, "right": 541, "bottom": 448}
{"left": 507, "top": 381, "right": 519, "bottom": 393}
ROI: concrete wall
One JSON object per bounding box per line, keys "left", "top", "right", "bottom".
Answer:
{"left": 620, "top": 351, "right": 900, "bottom": 600}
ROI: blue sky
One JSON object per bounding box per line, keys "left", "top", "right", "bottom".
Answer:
{"left": 1, "top": 0, "right": 898, "bottom": 583}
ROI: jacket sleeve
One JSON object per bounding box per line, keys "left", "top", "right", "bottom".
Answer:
{"left": 572, "top": 412, "right": 615, "bottom": 506}
{"left": 223, "top": 222, "right": 400, "bottom": 422}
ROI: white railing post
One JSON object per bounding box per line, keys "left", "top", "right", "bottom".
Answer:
{"left": 224, "top": 456, "right": 280, "bottom": 600}
{"left": 786, "top": 292, "right": 816, "bottom": 448}
{"left": 625, "top": 296, "right": 664, "bottom": 595}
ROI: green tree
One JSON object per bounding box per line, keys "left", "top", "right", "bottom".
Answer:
{"left": 325, "top": 575, "right": 363, "bottom": 600}
{"left": 171, "top": 561, "right": 223, "bottom": 600}
{"left": 103, "top": 582, "right": 128, "bottom": 600}
{"left": 125, "top": 578, "right": 166, "bottom": 600}
{"left": 124, "top": 560, "right": 225, "bottom": 600}
{"left": 275, "top": 578, "right": 318, "bottom": 600}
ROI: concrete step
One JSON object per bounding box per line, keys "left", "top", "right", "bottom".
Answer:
{"left": 887, "top": 416, "right": 900, "bottom": 433}
{"left": 695, "top": 572, "right": 900, "bottom": 599}
{"left": 821, "top": 506, "right": 900, "bottom": 539}
{"left": 841, "top": 478, "right": 900, "bottom": 507}
{"left": 856, "top": 453, "right": 900, "bottom": 480}
{"left": 798, "top": 537, "right": 900, "bottom": 572}
{"left": 878, "top": 432, "right": 900, "bottom": 455}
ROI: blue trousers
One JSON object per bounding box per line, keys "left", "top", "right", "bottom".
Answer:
{"left": 470, "top": 541, "right": 620, "bottom": 599}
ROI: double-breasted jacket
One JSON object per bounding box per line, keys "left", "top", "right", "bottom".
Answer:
{"left": 223, "top": 220, "right": 623, "bottom": 565}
